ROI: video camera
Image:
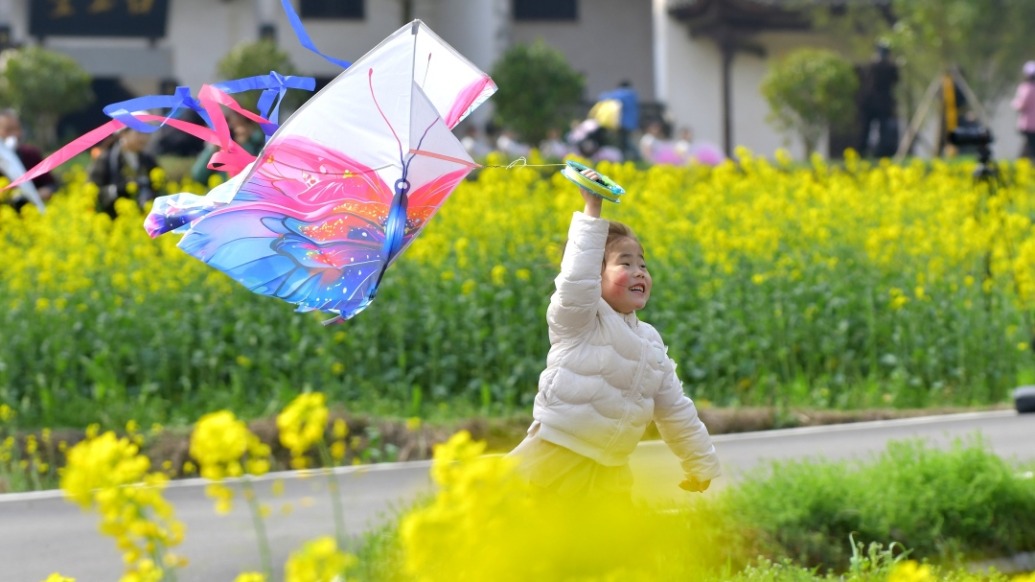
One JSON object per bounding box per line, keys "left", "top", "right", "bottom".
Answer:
{"left": 948, "top": 125, "right": 997, "bottom": 182}
{"left": 948, "top": 126, "right": 993, "bottom": 148}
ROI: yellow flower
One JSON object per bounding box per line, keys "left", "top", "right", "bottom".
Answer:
{"left": 60, "top": 431, "right": 184, "bottom": 581}
{"left": 189, "top": 410, "right": 271, "bottom": 512}
{"left": 888, "top": 560, "right": 935, "bottom": 582}
{"left": 284, "top": 536, "right": 356, "bottom": 582}
{"left": 491, "top": 264, "right": 507, "bottom": 286}
{"left": 277, "top": 393, "right": 329, "bottom": 458}
{"left": 41, "top": 574, "right": 76, "bottom": 582}
{"left": 332, "top": 419, "right": 348, "bottom": 439}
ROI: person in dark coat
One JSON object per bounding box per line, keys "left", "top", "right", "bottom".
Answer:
{"left": 858, "top": 42, "right": 900, "bottom": 158}
{"left": 89, "top": 127, "right": 161, "bottom": 218}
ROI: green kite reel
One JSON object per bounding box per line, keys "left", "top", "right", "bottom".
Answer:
{"left": 560, "top": 160, "right": 625, "bottom": 203}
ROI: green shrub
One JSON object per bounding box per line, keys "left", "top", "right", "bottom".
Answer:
{"left": 724, "top": 437, "right": 1035, "bottom": 572}
{"left": 489, "top": 39, "right": 584, "bottom": 144}
{"left": 217, "top": 39, "right": 307, "bottom": 115}
{"left": 0, "top": 46, "right": 93, "bottom": 149}
{"left": 761, "top": 48, "right": 858, "bottom": 155}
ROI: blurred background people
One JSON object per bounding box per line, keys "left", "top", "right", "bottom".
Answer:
{"left": 459, "top": 124, "right": 491, "bottom": 160}
{"left": 495, "top": 128, "right": 530, "bottom": 158}
{"left": 146, "top": 108, "right": 207, "bottom": 159}
{"left": 191, "top": 111, "right": 265, "bottom": 186}
{"left": 857, "top": 42, "right": 900, "bottom": 158}
{"left": 89, "top": 127, "right": 161, "bottom": 217}
{"left": 1012, "top": 60, "right": 1035, "bottom": 161}
{"left": 539, "top": 127, "right": 571, "bottom": 160}
{"left": 0, "top": 108, "right": 58, "bottom": 212}
{"left": 598, "top": 80, "right": 640, "bottom": 161}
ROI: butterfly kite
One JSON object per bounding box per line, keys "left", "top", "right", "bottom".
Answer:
{"left": 147, "top": 21, "right": 496, "bottom": 324}
{"left": 10, "top": 14, "right": 496, "bottom": 325}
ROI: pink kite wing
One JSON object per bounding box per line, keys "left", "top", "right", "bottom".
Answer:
{"left": 150, "top": 20, "right": 496, "bottom": 322}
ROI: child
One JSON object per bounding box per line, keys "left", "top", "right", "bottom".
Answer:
{"left": 509, "top": 168, "right": 720, "bottom": 499}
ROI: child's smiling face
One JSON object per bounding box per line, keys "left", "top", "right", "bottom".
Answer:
{"left": 601, "top": 237, "right": 651, "bottom": 314}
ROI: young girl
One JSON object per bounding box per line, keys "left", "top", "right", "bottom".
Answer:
{"left": 510, "top": 168, "right": 720, "bottom": 499}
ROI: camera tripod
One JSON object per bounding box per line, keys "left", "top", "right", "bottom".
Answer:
{"left": 894, "top": 66, "right": 991, "bottom": 162}
{"left": 972, "top": 143, "right": 1003, "bottom": 192}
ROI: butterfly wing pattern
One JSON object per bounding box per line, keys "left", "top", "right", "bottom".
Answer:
{"left": 147, "top": 20, "right": 496, "bottom": 322}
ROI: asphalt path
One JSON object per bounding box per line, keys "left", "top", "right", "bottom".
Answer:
{"left": 1, "top": 410, "right": 1030, "bottom": 581}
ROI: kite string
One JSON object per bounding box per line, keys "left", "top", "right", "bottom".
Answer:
{"left": 483, "top": 157, "right": 567, "bottom": 170}
{"left": 247, "top": 156, "right": 566, "bottom": 177}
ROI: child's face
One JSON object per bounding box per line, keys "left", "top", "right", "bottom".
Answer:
{"left": 601, "top": 237, "right": 651, "bottom": 314}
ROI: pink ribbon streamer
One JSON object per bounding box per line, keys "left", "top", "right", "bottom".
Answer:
{"left": 3, "top": 85, "right": 269, "bottom": 193}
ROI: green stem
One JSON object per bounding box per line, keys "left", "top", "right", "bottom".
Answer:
{"left": 152, "top": 543, "right": 178, "bottom": 582}
{"left": 318, "top": 443, "right": 348, "bottom": 549}
{"left": 243, "top": 479, "right": 273, "bottom": 579}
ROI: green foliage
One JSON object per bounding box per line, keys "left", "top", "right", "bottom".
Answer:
{"left": 216, "top": 40, "right": 307, "bottom": 115}
{"left": 489, "top": 39, "right": 585, "bottom": 144}
{"left": 761, "top": 48, "right": 859, "bottom": 155}
{"left": 724, "top": 437, "right": 1035, "bottom": 572}
{"left": 0, "top": 46, "right": 93, "bottom": 149}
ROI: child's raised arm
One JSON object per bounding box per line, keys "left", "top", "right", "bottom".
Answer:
{"left": 577, "top": 168, "right": 603, "bottom": 218}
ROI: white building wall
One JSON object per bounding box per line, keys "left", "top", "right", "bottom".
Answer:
{"left": 511, "top": 0, "right": 655, "bottom": 102}
{"left": 250, "top": 0, "right": 403, "bottom": 82}
{"left": 656, "top": 13, "right": 726, "bottom": 151}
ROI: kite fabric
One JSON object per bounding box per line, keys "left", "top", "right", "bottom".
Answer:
{"left": 146, "top": 20, "right": 497, "bottom": 324}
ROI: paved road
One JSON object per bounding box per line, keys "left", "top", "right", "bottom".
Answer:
{"left": 1, "top": 410, "right": 1030, "bottom": 581}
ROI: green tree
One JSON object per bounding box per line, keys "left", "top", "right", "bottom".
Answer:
{"left": 490, "top": 39, "right": 584, "bottom": 145}
{"left": 0, "top": 46, "right": 93, "bottom": 150}
{"left": 217, "top": 40, "right": 307, "bottom": 117}
{"left": 761, "top": 48, "right": 859, "bottom": 156}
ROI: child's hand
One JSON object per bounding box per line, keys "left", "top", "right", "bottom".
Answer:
{"left": 679, "top": 477, "right": 710, "bottom": 493}
{"left": 578, "top": 168, "right": 603, "bottom": 217}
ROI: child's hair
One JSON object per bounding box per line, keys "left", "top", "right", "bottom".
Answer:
{"left": 605, "top": 221, "right": 640, "bottom": 257}
{"left": 561, "top": 220, "right": 641, "bottom": 262}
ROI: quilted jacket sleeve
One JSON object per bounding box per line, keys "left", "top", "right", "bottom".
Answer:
{"left": 654, "top": 357, "right": 722, "bottom": 482}
{"left": 547, "top": 212, "right": 608, "bottom": 338}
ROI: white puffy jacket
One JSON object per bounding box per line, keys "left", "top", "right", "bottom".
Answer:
{"left": 531, "top": 212, "right": 721, "bottom": 482}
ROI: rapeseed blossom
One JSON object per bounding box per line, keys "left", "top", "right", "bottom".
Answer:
{"left": 4, "top": 151, "right": 1035, "bottom": 428}
{"left": 400, "top": 430, "right": 725, "bottom": 581}
{"left": 887, "top": 560, "right": 935, "bottom": 582}
{"left": 283, "top": 536, "right": 356, "bottom": 582}
{"left": 277, "top": 392, "right": 330, "bottom": 465}
{"left": 189, "top": 410, "right": 271, "bottom": 514}
{"left": 60, "top": 431, "right": 185, "bottom": 581}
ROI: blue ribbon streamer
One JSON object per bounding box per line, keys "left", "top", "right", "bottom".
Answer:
{"left": 102, "top": 86, "right": 213, "bottom": 133}
{"left": 214, "top": 71, "right": 316, "bottom": 136}
{"left": 280, "top": 0, "right": 353, "bottom": 70}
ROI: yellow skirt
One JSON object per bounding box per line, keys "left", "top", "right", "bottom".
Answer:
{"left": 508, "top": 425, "right": 633, "bottom": 501}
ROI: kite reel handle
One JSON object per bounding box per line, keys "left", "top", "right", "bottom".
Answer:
{"left": 561, "top": 160, "right": 625, "bottom": 203}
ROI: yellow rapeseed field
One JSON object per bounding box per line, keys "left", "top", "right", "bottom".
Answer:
{"left": 2, "top": 151, "right": 1034, "bottom": 428}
